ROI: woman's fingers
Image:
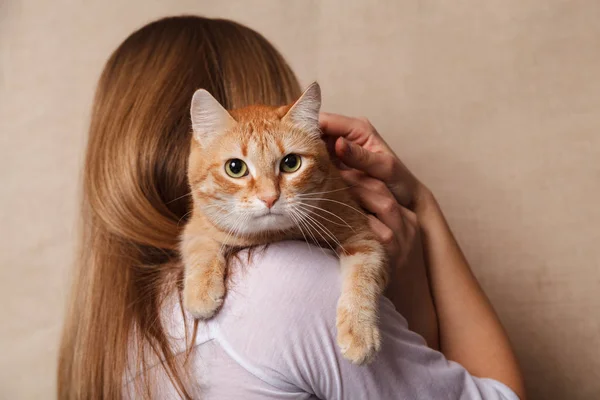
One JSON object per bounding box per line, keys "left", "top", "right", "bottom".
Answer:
{"left": 319, "top": 112, "right": 353, "bottom": 136}
{"left": 367, "top": 215, "right": 396, "bottom": 249}
{"left": 398, "top": 206, "right": 418, "bottom": 227}
{"left": 320, "top": 112, "right": 395, "bottom": 153}
{"left": 352, "top": 186, "right": 403, "bottom": 231}
{"left": 341, "top": 167, "right": 412, "bottom": 208}
{"left": 319, "top": 112, "right": 371, "bottom": 144}
{"left": 343, "top": 172, "right": 404, "bottom": 230}
{"left": 343, "top": 169, "right": 418, "bottom": 231}
{"left": 321, "top": 112, "right": 423, "bottom": 208}
{"left": 336, "top": 138, "right": 399, "bottom": 183}
{"left": 345, "top": 171, "right": 421, "bottom": 269}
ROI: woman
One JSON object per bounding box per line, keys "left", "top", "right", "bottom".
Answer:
{"left": 58, "top": 16, "right": 526, "bottom": 399}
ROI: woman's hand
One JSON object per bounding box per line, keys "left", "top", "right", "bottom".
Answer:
{"left": 341, "top": 169, "right": 421, "bottom": 280}
{"left": 319, "top": 112, "right": 428, "bottom": 271}
{"left": 319, "top": 112, "right": 430, "bottom": 210}
{"left": 320, "top": 112, "right": 439, "bottom": 349}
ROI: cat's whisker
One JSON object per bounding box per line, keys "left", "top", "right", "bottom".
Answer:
{"left": 298, "top": 209, "right": 354, "bottom": 231}
{"left": 295, "top": 211, "right": 331, "bottom": 253}
{"left": 296, "top": 185, "right": 356, "bottom": 197}
{"left": 177, "top": 210, "right": 194, "bottom": 227}
{"left": 287, "top": 210, "right": 312, "bottom": 255}
{"left": 205, "top": 208, "right": 234, "bottom": 228}
{"left": 218, "top": 211, "right": 248, "bottom": 254}
{"left": 207, "top": 204, "right": 235, "bottom": 217}
{"left": 295, "top": 203, "right": 355, "bottom": 231}
{"left": 302, "top": 215, "right": 339, "bottom": 256}
{"left": 203, "top": 200, "right": 235, "bottom": 209}
{"left": 290, "top": 208, "right": 327, "bottom": 257}
{"left": 228, "top": 214, "right": 248, "bottom": 249}
{"left": 291, "top": 209, "right": 320, "bottom": 248}
{"left": 204, "top": 201, "right": 242, "bottom": 225}
{"left": 220, "top": 214, "right": 245, "bottom": 254}
{"left": 295, "top": 197, "right": 368, "bottom": 218}
{"left": 298, "top": 208, "right": 346, "bottom": 251}
{"left": 233, "top": 211, "right": 252, "bottom": 235}
{"left": 203, "top": 203, "right": 228, "bottom": 209}
{"left": 167, "top": 191, "right": 193, "bottom": 204}
{"left": 295, "top": 208, "right": 343, "bottom": 255}
{"left": 307, "top": 217, "right": 346, "bottom": 254}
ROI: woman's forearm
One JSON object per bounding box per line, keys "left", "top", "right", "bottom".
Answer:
{"left": 416, "top": 190, "right": 526, "bottom": 399}
{"left": 387, "top": 238, "right": 440, "bottom": 350}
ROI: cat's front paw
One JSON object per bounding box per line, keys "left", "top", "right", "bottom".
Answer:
{"left": 183, "top": 273, "right": 225, "bottom": 319}
{"left": 336, "top": 300, "right": 381, "bottom": 365}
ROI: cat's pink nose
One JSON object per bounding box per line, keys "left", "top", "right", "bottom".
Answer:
{"left": 259, "top": 194, "right": 279, "bottom": 209}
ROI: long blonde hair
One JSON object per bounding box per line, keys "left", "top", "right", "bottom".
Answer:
{"left": 58, "top": 16, "right": 301, "bottom": 399}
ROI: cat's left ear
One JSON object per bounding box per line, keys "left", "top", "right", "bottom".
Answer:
{"left": 282, "top": 82, "right": 321, "bottom": 138}
{"left": 190, "top": 89, "right": 236, "bottom": 146}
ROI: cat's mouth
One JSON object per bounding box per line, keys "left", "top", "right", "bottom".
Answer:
{"left": 255, "top": 210, "right": 284, "bottom": 218}
{"left": 247, "top": 211, "right": 293, "bottom": 233}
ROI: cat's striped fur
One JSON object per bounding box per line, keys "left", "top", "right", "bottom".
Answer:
{"left": 180, "top": 83, "right": 387, "bottom": 364}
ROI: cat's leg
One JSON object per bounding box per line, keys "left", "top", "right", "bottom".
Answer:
{"left": 180, "top": 233, "right": 226, "bottom": 319}
{"left": 336, "top": 238, "right": 388, "bottom": 364}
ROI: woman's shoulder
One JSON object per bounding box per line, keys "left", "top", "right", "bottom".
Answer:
{"left": 234, "top": 239, "right": 340, "bottom": 285}
{"left": 206, "top": 241, "right": 343, "bottom": 394}
{"left": 231, "top": 240, "right": 340, "bottom": 300}
{"left": 216, "top": 240, "right": 341, "bottom": 334}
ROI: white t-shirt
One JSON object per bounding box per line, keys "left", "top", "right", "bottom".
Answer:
{"left": 126, "top": 241, "right": 519, "bottom": 400}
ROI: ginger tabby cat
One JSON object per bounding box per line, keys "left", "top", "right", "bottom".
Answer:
{"left": 180, "top": 83, "right": 387, "bottom": 364}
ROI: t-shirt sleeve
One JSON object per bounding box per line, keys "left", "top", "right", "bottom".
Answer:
{"left": 215, "top": 241, "right": 520, "bottom": 400}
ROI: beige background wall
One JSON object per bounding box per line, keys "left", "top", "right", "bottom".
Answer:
{"left": 1, "top": 1, "right": 599, "bottom": 399}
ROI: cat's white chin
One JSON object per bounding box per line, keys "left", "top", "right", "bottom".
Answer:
{"left": 241, "top": 213, "right": 294, "bottom": 234}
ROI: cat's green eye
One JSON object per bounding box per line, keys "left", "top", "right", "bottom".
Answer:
{"left": 280, "top": 154, "right": 302, "bottom": 173}
{"left": 225, "top": 159, "right": 248, "bottom": 178}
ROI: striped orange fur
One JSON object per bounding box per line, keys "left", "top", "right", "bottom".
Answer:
{"left": 181, "top": 83, "right": 387, "bottom": 364}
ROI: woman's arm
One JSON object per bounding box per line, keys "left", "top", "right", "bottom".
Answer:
{"left": 416, "top": 190, "right": 526, "bottom": 399}
{"left": 320, "top": 113, "right": 526, "bottom": 399}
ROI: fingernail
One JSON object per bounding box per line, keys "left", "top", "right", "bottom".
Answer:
{"left": 341, "top": 138, "right": 351, "bottom": 155}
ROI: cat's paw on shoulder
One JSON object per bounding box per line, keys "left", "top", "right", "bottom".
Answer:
{"left": 336, "top": 302, "right": 381, "bottom": 365}
{"left": 183, "top": 274, "right": 226, "bottom": 319}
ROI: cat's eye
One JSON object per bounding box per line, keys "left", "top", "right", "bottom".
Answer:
{"left": 225, "top": 159, "right": 248, "bottom": 178}
{"left": 280, "top": 154, "right": 302, "bottom": 173}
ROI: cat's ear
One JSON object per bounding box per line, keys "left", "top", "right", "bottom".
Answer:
{"left": 282, "top": 82, "right": 321, "bottom": 137}
{"left": 190, "top": 89, "right": 236, "bottom": 145}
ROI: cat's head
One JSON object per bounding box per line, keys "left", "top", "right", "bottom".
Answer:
{"left": 187, "top": 83, "right": 333, "bottom": 236}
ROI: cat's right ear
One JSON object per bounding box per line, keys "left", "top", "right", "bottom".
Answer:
{"left": 190, "top": 89, "right": 236, "bottom": 146}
